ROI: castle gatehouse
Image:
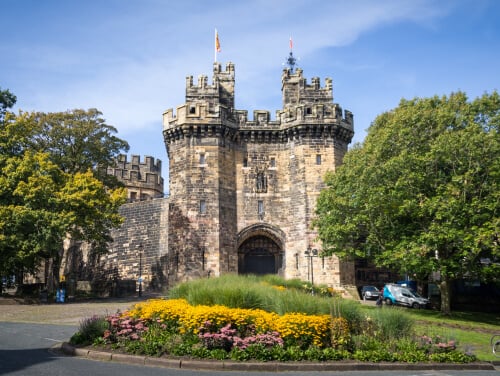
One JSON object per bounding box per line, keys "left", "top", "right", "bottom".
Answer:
{"left": 57, "top": 60, "right": 356, "bottom": 296}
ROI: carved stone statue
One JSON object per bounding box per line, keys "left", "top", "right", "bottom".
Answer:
{"left": 256, "top": 172, "right": 267, "bottom": 193}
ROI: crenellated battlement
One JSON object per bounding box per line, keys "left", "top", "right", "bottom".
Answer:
{"left": 281, "top": 68, "right": 333, "bottom": 108}
{"left": 163, "top": 62, "right": 354, "bottom": 148}
{"left": 185, "top": 62, "right": 235, "bottom": 90}
{"left": 184, "top": 62, "right": 235, "bottom": 111}
{"left": 108, "top": 154, "right": 164, "bottom": 201}
{"left": 165, "top": 62, "right": 350, "bottom": 126}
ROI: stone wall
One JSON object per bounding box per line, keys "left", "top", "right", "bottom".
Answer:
{"left": 235, "top": 130, "right": 347, "bottom": 286}
{"left": 99, "top": 197, "right": 169, "bottom": 293}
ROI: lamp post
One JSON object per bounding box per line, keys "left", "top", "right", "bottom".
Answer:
{"left": 137, "top": 244, "right": 144, "bottom": 297}
{"left": 304, "top": 247, "right": 318, "bottom": 294}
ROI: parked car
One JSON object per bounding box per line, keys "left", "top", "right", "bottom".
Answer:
{"left": 360, "top": 285, "right": 381, "bottom": 300}
{"left": 383, "top": 283, "right": 429, "bottom": 309}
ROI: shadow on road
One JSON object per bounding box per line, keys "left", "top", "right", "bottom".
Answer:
{"left": 0, "top": 348, "right": 60, "bottom": 374}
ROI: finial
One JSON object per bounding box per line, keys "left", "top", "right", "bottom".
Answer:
{"left": 285, "top": 36, "right": 297, "bottom": 72}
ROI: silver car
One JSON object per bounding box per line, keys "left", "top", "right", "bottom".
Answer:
{"left": 361, "top": 285, "right": 380, "bottom": 300}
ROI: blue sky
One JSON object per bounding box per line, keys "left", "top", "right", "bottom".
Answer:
{"left": 2, "top": 0, "right": 499, "bottom": 188}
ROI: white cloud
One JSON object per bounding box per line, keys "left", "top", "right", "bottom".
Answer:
{"left": 6, "top": 0, "right": 455, "bottom": 135}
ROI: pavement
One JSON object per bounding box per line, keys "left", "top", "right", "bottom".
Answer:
{"left": 1, "top": 294, "right": 498, "bottom": 372}
{"left": 0, "top": 295, "right": 143, "bottom": 325}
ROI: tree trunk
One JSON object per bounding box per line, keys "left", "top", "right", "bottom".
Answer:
{"left": 46, "top": 258, "right": 55, "bottom": 294}
{"left": 439, "top": 278, "right": 452, "bottom": 315}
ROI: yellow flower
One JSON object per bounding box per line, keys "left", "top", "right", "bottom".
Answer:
{"left": 123, "top": 298, "right": 350, "bottom": 348}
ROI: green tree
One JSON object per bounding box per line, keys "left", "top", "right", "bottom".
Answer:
{"left": 0, "top": 151, "right": 73, "bottom": 278}
{"left": 30, "top": 109, "right": 129, "bottom": 187}
{"left": 0, "top": 104, "right": 128, "bottom": 287}
{"left": 0, "top": 87, "right": 17, "bottom": 121}
{"left": 314, "top": 91, "right": 500, "bottom": 314}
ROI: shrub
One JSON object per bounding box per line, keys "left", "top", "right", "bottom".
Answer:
{"left": 322, "top": 347, "right": 350, "bottom": 360}
{"left": 70, "top": 315, "right": 109, "bottom": 345}
{"left": 198, "top": 323, "right": 236, "bottom": 351}
{"left": 392, "top": 338, "right": 428, "bottom": 362}
{"left": 126, "top": 297, "right": 357, "bottom": 355}
{"left": 273, "top": 312, "right": 332, "bottom": 348}
{"left": 429, "top": 351, "right": 476, "bottom": 363}
{"left": 353, "top": 348, "right": 394, "bottom": 362}
{"left": 129, "top": 321, "right": 177, "bottom": 356}
{"left": 330, "top": 316, "right": 351, "bottom": 349}
{"left": 304, "top": 346, "right": 327, "bottom": 361}
{"left": 417, "top": 333, "right": 471, "bottom": 358}
{"left": 233, "top": 330, "right": 284, "bottom": 350}
{"left": 198, "top": 320, "right": 284, "bottom": 352}
{"left": 352, "top": 334, "right": 383, "bottom": 351}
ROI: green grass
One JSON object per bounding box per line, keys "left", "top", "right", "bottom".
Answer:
{"left": 408, "top": 309, "right": 499, "bottom": 361}
{"left": 405, "top": 308, "right": 499, "bottom": 330}
{"left": 415, "top": 323, "right": 496, "bottom": 361}
{"left": 361, "top": 305, "right": 499, "bottom": 361}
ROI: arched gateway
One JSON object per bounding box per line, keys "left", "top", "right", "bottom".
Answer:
{"left": 237, "top": 224, "right": 285, "bottom": 275}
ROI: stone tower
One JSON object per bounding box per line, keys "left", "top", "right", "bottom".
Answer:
{"left": 108, "top": 154, "right": 164, "bottom": 201}
{"left": 163, "top": 61, "right": 355, "bottom": 288}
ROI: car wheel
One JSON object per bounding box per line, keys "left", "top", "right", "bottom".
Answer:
{"left": 412, "top": 302, "right": 420, "bottom": 309}
{"left": 384, "top": 298, "right": 392, "bottom": 305}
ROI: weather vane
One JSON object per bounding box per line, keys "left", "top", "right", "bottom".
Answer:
{"left": 285, "top": 36, "right": 297, "bottom": 72}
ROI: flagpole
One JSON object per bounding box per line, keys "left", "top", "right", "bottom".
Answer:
{"left": 214, "top": 28, "right": 217, "bottom": 63}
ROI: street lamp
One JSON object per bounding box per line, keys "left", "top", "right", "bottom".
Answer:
{"left": 137, "top": 244, "right": 144, "bottom": 297}
{"left": 304, "top": 247, "right": 318, "bottom": 294}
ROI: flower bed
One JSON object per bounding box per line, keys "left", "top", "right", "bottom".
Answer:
{"left": 71, "top": 297, "right": 477, "bottom": 363}
{"left": 127, "top": 298, "right": 349, "bottom": 349}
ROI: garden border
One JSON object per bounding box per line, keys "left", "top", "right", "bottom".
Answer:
{"left": 58, "top": 342, "right": 496, "bottom": 372}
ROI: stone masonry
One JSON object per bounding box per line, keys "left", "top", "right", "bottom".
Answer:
{"left": 162, "top": 61, "right": 355, "bottom": 289}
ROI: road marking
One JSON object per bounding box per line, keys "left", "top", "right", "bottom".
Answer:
{"left": 43, "top": 337, "right": 63, "bottom": 342}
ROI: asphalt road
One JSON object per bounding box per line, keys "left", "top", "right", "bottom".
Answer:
{"left": 0, "top": 298, "right": 498, "bottom": 376}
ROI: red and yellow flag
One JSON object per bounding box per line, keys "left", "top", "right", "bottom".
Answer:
{"left": 215, "top": 29, "right": 221, "bottom": 52}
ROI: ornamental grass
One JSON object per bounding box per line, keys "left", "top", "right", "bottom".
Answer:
{"left": 168, "top": 274, "right": 361, "bottom": 321}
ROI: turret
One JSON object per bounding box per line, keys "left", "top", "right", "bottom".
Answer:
{"left": 281, "top": 68, "right": 333, "bottom": 109}
{"left": 108, "top": 154, "right": 164, "bottom": 201}
{"left": 213, "top": 62, "right": 235, "bottom": 109}
{"left": 184, "top": 62, "right": 235, "bottom": 114}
